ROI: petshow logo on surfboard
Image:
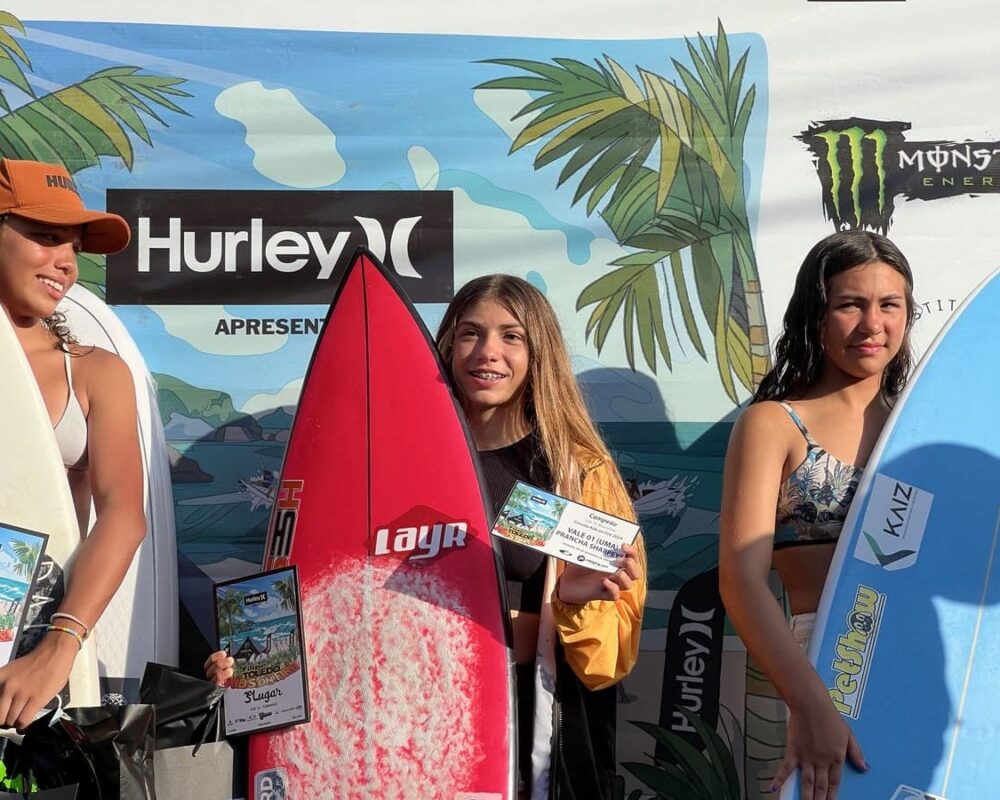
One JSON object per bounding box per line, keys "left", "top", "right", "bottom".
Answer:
{"left": 854, "top": 473, "right": 934, "bottom": 571}
{"left": 798, "top": 117, "right": 1000, "bottom": 231}
{"left": 827, "top": 583, "right": 886, "bottom": 720}
{"left": 105, "top": 190, "right": 454, "bottom": 305}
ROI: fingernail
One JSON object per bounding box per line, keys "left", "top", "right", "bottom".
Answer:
{"left": 864, "top": 760, "right": 871, "bottom": 771}
{"left": 768, "top": 784, "right": 778, "bottom": 794}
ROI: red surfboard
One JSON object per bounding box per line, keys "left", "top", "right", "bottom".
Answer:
{"left": 248, "top": 249, "right": 514, "bottom": 800}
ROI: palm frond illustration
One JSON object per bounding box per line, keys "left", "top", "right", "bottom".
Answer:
{"left": 272, "top": 578, "right": 297, "bottom": 612}
{"left": 622, "top": 708, "right": 741, "bottom": 800}
{"left": 477, "top": 21, "right": 769, "bottom": 401}
{"left": 7, "top": 538, "right": 41, "bottom": 578}
{"left": 218, "top": 589, "right": 244, "bottom": 642}
{"left": 0, "top": 11, "right": 191, "bottom": 297}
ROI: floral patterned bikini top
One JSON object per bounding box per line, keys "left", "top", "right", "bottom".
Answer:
{"left": 773, "top": 401, "right": 863, "bottom": 548}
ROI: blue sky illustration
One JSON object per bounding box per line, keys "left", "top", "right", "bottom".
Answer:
{"left": 0, "top": 525, "right": 43, "bottom": 583}
{"left": 216, "top": 569, "right": 296, "bottom": 624}
{"left": 17, "top": 21, "right": 767, "bottom": 410}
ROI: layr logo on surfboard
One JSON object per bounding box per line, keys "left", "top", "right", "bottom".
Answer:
{"left": 372, "top": 519, "right": 469, "bottom": 562}
{"left": 105, "top": 189, "right": 454, "bottom": 305}
{"left": 854, "top": 473, "right": 934, "bottom": 571}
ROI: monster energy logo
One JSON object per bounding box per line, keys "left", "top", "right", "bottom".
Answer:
{"left": 799, "top": 117, "right": 1000, "bottom": 232}
{"left": 798, "top": 119, "right": 908, "bottom": 233}
{"left": 816, "top": 127, "right": 888, "bottom": 222}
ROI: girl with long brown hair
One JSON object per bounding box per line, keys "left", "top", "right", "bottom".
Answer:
{"left": 436, "top": 274, "right": 646, "bottom": 800}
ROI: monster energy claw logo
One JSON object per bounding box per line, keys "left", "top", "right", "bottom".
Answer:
{"left": 801, "top": 117, "right": 1000, "bottom": 232}
{"left": 798, "top": 119, "right": 909, "bottom": 233}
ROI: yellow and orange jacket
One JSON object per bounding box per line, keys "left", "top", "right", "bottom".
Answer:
{"left": 550, "top": 453, "right": 648, "bottom": 690}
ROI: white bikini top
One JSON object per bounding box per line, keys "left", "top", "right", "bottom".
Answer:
{"left": 53, "top": 351, "right": 89, "bottom": 471}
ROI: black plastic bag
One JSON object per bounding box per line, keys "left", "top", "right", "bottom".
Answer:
{"left": 5, "top": 704, "right": 155, "bottom": 800}
{"left": 138, "top": 663, "right": 224, "bottom": 752}
{"left": 137, "top": 663, "right": 237, "bottom": 800}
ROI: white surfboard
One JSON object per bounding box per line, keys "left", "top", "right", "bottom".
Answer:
{"left": 59, "top": 285, "right": 179, "bottom": 701}
{"left": 786, "top": 266, "right": 1000, "bottom": 798}
{"left": 0, "top": 309, "right": 100, "bottom": 707}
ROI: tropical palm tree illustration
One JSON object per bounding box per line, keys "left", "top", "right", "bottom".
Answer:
{"left": 272, "top": 578, "right": 297, "bottom": 612}
{"left": 620, "top": 709, "right": 741, "bottom": 799}
{"left": 0, "top": 10, "right": 190, "bottom": 297}
{"left": 7, "top": 538, "right": 40, "bottom": 578}
{"left": 477, "top": 21, "right": 769, "bottom": 402}
{"left": 217, "top": 588, "right": 244, "bottom": 644}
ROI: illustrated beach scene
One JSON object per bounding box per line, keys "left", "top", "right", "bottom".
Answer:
{"left": 215, "top": 569, "right": 303, "bottom": 691}
{"left": 494, "top": 483, "right": 567, "bottom": 547}
{"left": 0, "top": 524, "right": 46, "bottom": 664}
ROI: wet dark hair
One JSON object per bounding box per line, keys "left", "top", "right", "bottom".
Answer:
{"left": 43, "top": 310, "right": 78, "bottom": 353}
{"left": 753, "top": 230, "right": 915, "bottom": 402}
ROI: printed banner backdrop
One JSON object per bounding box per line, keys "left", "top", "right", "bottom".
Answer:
{"left": 8, "top": 1, "right": 1000, "bottom": 797}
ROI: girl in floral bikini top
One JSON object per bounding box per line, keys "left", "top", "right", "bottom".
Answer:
{"left": 719, "top": 230, "right": 917, "bottom": 800}
{"left": 773, "top": 401, "right": 863, "bottom": 549}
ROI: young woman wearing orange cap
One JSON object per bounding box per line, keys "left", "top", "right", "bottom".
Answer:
{"left": 0, "top": 158, "right": 145, "bottom": 728}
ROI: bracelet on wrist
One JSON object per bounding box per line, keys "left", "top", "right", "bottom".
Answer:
{"left": 50, "top": 612, "right": 90, "bottom": 640}
{"left": 47, "top": 625, "right": 84, "bottom": 650}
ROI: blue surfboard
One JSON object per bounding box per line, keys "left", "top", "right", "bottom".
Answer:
{"left": 785, "top": 267, "right": 1000, "bottom": 800}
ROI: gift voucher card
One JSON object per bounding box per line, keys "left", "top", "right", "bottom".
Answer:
{"left": 0, "top": 522, "right": 49, "bottom": 666}
{"left": 490, "top": 482, "right": 639, "bottom": 573}
{"left": 213, "top": 566, "right": 310, "bottom": 736}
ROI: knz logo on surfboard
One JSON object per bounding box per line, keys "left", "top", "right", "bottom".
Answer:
{"left": 263, "top": 480, "right": 304, "bottom": 571}
{"left": 854, "top": 473, "right": 933, "bottom": 571}
{"left": 828, "top": 584, "right": 885, "bottom": 720}
{"left": 105, "top": 189, "right": 453, "bottom": 305}
{"left": 372, "top": 521, "right": 469, "bottom": 562}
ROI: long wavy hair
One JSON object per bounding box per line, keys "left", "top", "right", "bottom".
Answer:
{"left": 436, "top": 274, "right": 632, "bottom": 511}
{"left": 753, "top": 230, "right": 915, "bottom": 403}
{"left": 0, "top": 215, "right": 78, "bottom": 353}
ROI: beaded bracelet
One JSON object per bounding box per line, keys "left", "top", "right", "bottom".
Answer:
{"left": 51, "top": 612, "right": 90, "bottom": 640}
{"left": 47, "top": 625, "right": 84, "bottom": 650}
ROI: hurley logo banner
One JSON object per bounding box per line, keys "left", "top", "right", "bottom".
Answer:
{"left": 106, "top": 189, "right": 453, "bottom": 304}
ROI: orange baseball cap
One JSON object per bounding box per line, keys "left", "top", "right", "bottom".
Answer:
{"left": 0, "top": 158, "right": 130, "bottom": 254}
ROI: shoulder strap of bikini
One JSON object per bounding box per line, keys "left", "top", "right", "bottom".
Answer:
{"left": 778, "top": 401, "right": 817, "bottom": 447}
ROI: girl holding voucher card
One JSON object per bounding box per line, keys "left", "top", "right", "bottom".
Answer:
{"left": 0, "top": 158, "right": 145, "bottom": 727}
{"left": 207, "top": 273, "right": 647, "bottom": 799}
{"left": 436, "top": 275, "right": 646, "bottom": 800}
{"left": 718, "top": 231, "right": 915, "bottom": 800}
